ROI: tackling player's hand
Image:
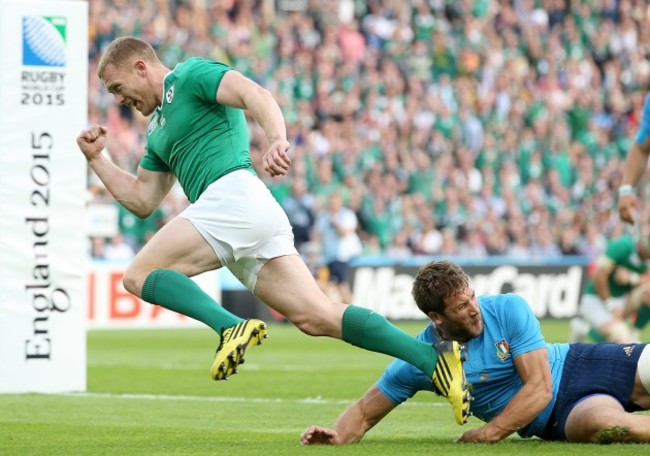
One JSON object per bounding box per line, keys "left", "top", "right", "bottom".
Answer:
{"left": 618, "top": 194, "right": 637, "bottom": 225}
{"left": 300, "top": 425, "right": 341, "bottom": 445}
{"left": 262, "top": 138, "right": 291, "bottom": 177}
{"left": 76, "top": 125, "right": 108, "bottom": 162}
{"left": 456, "top": 427, "right": 485, "bottom": 443}
{"left": 456, "top": 425, "right": 502, "bottom": 443}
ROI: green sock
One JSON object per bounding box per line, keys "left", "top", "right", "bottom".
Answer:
{"left": 587, "top": 327, "right": 606, "bottom": 343}
{"left": 341, "top": 305, "right": 438, "bottom": 377}
{"left": 141, "top": 269, "right": 243, "bottom": 333}
{"left": 634, "top": 306, "right": 650, "bottom": 330}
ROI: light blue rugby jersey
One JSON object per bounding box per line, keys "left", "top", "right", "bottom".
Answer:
{"left": 635, "top": 93, "right": 650, "bottom": 144}
{"left": 376, "top": 294, "right": 570, "bottom": 438}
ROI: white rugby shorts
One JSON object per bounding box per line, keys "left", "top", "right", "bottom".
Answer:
{"left": 179, "top": 169, "right": 298, "bottom": 291}
{"left": 579, "top": 294, "right": 625, "bottom": 328}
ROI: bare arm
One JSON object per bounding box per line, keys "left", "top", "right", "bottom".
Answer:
{"left": 77, "top": 125, "right": 176, "bottom": 218}
{"left": 300, "top": 385, "right": 398, "bottom": 445}
{"left": 593, "top": 255, "right": 616, "bottom": 302}
{"left": 216, "top": 70, "right": 291, "bottom": 177}
{"left": 457, "top": 348, "right": 552, "bottom": 443}
{"left": 619, "top": 139, "right": 650, "bottom": 224}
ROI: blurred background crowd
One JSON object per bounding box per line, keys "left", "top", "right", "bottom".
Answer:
{"left": 85, "top": 0, "right": 650, "bottom": 275}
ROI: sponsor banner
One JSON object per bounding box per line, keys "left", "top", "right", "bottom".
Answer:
{"left": 351, "top": 263, "right": 587, "bottom": 320}
{"left": 87, "top": 263, "right": 214, "bottom": 329}
{"left": 86, "top": 203, "right": 119, "bottom": 238}
{"left": 0, "top": 1, "right": 88, "bottom": 393}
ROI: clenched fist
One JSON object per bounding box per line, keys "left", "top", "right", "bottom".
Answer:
{"left": 76, "top": 124, "right": 108, "bottom": 162}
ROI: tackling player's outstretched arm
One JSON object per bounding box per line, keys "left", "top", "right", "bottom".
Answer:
{"left": 300, "top": 385, "right": 398, "bottom": 445}
{"left": 457, "top": 348, "right": 552, "bottom": 443}
{"left": 621, "top": 140, "right": 650, "bottom": 189}
{"left": 76, "top": 125, "right": 176, "bottom": 218}
{"left": 619, "top": 140, "right": 650, "bottom": 224}
{"left": 619, "top": 94, "right": 650, "bottom": 224}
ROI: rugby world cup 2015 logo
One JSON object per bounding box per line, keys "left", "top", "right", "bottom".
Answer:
{"left": 22, "top": 16, "right": 67, "bottom": 67}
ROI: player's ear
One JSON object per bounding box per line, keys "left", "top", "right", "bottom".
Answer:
{"left": 134, "top": 60, "right": 146, "bottom": 75}
{"left": 428, "top": 311, "right": 443, "bottom": 326}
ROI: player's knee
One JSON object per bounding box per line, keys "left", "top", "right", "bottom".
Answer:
{"left": 603, "top": 321, "right": 633, "bottom": 343}
{"left": 572, "top": 415, "right": 622, "bottom": 443}
{"left": 122, "top": 265, "right": 144, "bottom": 297}
{"left": 595, "top": 424, "right": 632, "bottom": 444}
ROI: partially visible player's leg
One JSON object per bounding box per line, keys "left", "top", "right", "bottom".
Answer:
{"left": 625, "top": 284, "right": 650, "bottom": 316}
{"left": 564, "top": 344, "right": 650, "bottom": 443}
{"left": 124, "top": 216, "right": 243, "bottom": 333}
{"left": 631, "top": 301, "right": 650, "bottom": 341}
{"left": 123, "top": 216, "right": 254, "bottom": 380}
{"left": 631, "top": 344, "right": 650, "bottom": 409}
{"left": 568, "top": 317, "right": 589, "bottom": 343}
{"left": 253, "top": 254, "right": 341, "bottom": 335}
{"left": 564, "top": 395, "right": 650, "bottom": 443}
{"left": 580, "top": 294, "right": 634, "bottom": 342}
{"left": 255, "top": 254, "right": 470, "bottom": 424}
{"left": 255, "top": 253, "right": 429, "bottom": 351}
{"left": 625, "top": 286, "right": 650, "bottom": 341}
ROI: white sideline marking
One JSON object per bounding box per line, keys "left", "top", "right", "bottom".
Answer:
{"left": 57, "top": 392, "right": 445, "bottom": 407}
{"left": 88, "top": 362, "right": 315, "bottom": 371}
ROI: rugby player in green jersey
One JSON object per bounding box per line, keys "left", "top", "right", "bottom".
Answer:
{"left": 76, "top": 36, "right": 470, "bottom": 424}
{"left": 572, "top": 233, "right": 650, "bottom": 343}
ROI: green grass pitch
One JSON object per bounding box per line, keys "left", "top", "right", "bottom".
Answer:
{"left": 1, "top": 320, "right": 648, "bottom": 455}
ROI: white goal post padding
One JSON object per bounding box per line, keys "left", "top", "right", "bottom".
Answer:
{"left": 0, "top": 0, "right": 88, "bottom": 393}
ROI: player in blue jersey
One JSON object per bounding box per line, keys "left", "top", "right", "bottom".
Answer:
{"left": 301, "top": 260, "right": 650, "bottom": 444}
{"left": 619, "top": 93, "right": 650, "bottom": 223}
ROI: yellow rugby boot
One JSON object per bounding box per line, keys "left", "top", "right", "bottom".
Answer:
{"left": 211, "top": 319, "right": 268, "bottom": 380}
{"left": 432, "top": 339, "right": 471, "bottom": 425}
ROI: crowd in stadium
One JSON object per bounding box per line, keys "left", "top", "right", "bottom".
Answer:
{"left": 85, "top": 0, "right": 650, "bottom": 268}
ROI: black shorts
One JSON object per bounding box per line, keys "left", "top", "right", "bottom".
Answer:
{"left": 540, "top": 342, "right": 645, "bottom": 441}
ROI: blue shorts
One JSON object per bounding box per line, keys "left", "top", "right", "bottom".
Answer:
{"left": 540, "top": 343, "right": 644, "bottom": 441}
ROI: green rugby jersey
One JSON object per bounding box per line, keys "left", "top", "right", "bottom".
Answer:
{"left": 140, "top": 58, "right": 255, "bottom": 203}
{"left": 583, "top": 234, "right": 648, "bottom": 297}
